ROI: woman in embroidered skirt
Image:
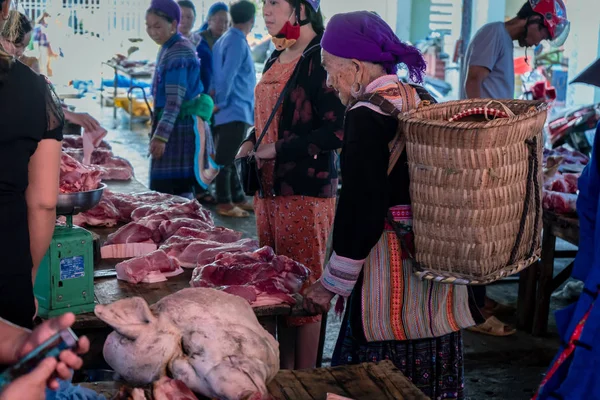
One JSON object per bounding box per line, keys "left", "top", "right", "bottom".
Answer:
{"left": 303, "top": 12, "right": 478, "bottom": 399}
{"left": 146, "top": 0, "right": 213, "bottom": 197}
{"left": 236, "top": 0, "right": 345, "bottom": 370}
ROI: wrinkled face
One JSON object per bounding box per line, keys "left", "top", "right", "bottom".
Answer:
{"left": 208, "top": 10, "right": 229, "bottom": 38}
{"left": 262, "top": 0, "right": 294, "bottom": 37}
{"left": 146, "top": 12, "right": 177, "bottom": 45}
{"left": 519, "top": 18, "right": 551, "bottom": 48}
{"left": 179, "top": 6, "right": 195, "bottom": 35}
{"left": 322, "top": 50, "right": 357, "bottom": 106}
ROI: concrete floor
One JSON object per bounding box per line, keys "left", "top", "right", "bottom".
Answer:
{"left": 69, "top": 94, "right": 578, "bottom": 400}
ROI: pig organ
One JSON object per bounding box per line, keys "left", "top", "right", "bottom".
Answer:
{"left": 94, "top": 288, "right": 279, "bottom": 400}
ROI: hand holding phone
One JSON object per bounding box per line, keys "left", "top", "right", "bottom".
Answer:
{"left": 0, "top": 328, "right": 79, "bottom": 391}
{"left": 0, "top": 358, "right": 59, "bottom": 400}
{"left": 1, "top": 313, "right": 90, "bottom": 394}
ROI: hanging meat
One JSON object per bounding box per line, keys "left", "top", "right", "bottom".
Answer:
{"left": 95, "top": 288, "right": 279, "bottom": 400}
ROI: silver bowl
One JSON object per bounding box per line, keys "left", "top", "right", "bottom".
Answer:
{"left": 57, "top": 183, "right": 106, "bottom": 216}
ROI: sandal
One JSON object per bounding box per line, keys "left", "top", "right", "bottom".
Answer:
{"left": 196, "top": 193, "right": 217, "bottom": 205}
{"left": 467, "top": 316, "right": 516, "bottom": 337}
{"left": 234, "top": 201, "right": 254, "bottom": 212}
{"left": 216, "top": 206, "right": 250, "bottom": 218}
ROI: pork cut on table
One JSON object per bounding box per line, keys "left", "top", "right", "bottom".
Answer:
{"left": 95, "top": 288, "right": 279, "bottom": 400}
{"left": 191, "top": 247, "right": 311, "bottom": 307}
{"left": 102, "top": 203, "right": 219, "bottom": 259}
{"left": 101, "top": 156, "right": 135, "bottom": 181}
{"left": 161, "top": 226, "right": 243, "bottom": 247}
{"left": 59, "top": 153, "right": 102, "bottom": 193}
{"left": 63, "top": 147, "right": 135, "bottom": 181}
{"left": 105, "top": 204, "right": 215, "bottom": 246}
{"left": 73, "top": 197, "right": 121, "bottom": 227}
{"left": 107, "top": 191, "right": 189, "bottom": 221}
{"left": 105, "top": 222, "right": 158, "bottom": 245}
{"left": 116, "top": 250, "right": 184, "bottom": 284}
{"left": 162, "top": 238, "right": 259, "bottom": 268}
{"left": 153, "top": 377, "right": 198, "bottom": 400}
{"left": 544, "top": 172, "right": 579, "bottom": 194}
{"left": 131, "top": 200, "right": 213, "bottom": 225}
{"left": 62, "top": 134, "right": 112, "bottom": 150}
{"left": 73, "top": 190, "right": 191, "bottom": 227}
{"left": 112, "top": 378, "right": 198, "bottom": 400}
{"left": 158, "top": 219, "right": 219, "bottom": 241}
{"left": 543, "top": 146, "right": 589, "bottom": 173}
{"left": 543, "top": 191, "right": 578, "bottom": 215}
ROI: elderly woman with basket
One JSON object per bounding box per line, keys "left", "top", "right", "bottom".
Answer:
{"left": 303, "top": 12, "right": 477, "bottom": 399}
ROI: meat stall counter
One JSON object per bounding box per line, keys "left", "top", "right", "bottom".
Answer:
{"left": 43, "top": 179, "right": 314, "bottom": 369}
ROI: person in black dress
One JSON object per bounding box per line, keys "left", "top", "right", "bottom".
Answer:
{"left": 0, "top": 0, "right": 64, "bottom": 329}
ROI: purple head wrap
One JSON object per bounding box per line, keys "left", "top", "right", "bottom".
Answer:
{"left": 321, "top": 11, "right": 426, "bottom": 83}
{"left": 148, "top": 0, "right": 181, "bottom": 24}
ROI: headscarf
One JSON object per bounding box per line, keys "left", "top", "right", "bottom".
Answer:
{"left": 148, "top": 0, "right": 181, "bottom": 24}
{"left": 321, "top": 11, "right": 426, "bottom": 83}
{"left": 200, "top": 2, "right": 228, "bottom": 32}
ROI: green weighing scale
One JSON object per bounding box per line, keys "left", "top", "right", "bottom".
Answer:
{"left": 34, "top": 184, "right": 106, "bottom": 318}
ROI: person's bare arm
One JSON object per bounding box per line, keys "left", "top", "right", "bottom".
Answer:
{"left": 0, "top": 318, "right": 30, "bottom": 364}
{"left": 464, "top": 65, "right": 491, "bottom": 99}
{"left": 26, "top": 139, "right": 62, "bottom": 283}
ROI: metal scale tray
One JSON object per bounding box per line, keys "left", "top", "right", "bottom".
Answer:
{"left": 57, "top": 183, "right": 106, "bottom": 216}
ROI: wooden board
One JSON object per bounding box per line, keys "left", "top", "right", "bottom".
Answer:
{"left": 543, "top": 211, "right": 579, "bottom": 246}
{"left": 78, "top": 361, "right": 429, "bottom": 400}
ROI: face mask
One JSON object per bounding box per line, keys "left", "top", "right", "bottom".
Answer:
{"left": 271, "top": 9, "right": 309, "bottom": 51}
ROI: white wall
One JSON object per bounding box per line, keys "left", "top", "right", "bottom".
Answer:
{"left": 470, "top": 0, "right": 506, "bottom": 37}
{"left": 320, "top": 0, "right": 398, "bottom": 32}
{"left": 395, "top": 0, "right": 413, "bottom": 41}
{"left": 564, "top": 0, "right": 600, "bottom": 106}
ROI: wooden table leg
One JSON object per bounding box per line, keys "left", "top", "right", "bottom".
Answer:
{"left": 316, "top": 311, "right": 328, "bottom": 367}
{"left": 517, "top": 260, "right": 539, "bottom": 332}
{"left": 532, "top": 225, "right": 556, "bottom": 336}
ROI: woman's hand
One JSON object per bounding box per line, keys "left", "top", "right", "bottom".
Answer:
{"left": 67, "top": 112, "right": 101, "bottom": 133}
{"left": 255, "top": 143, "right": 276, "bottom": 160}
{"left": 13, "top": 313, "right": 90, "bottom": 390}
{"left": 303, "top": 281, "right": 336, "bottom": 315}
{"left": 254, "top": 143, "right": 276, "bottom": 168}
{"left": 235, "top": 141, "right": 255, "bottom": 159}
{"left": 0, "top": 358, "right": 58, "bottom": 400}
{"left": 149, "top": 139, "right": 166, "bottom": 159}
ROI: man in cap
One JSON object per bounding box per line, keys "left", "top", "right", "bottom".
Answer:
{"left": 460, "top": 0, "right": 570, "bottom": 336}
{"left": 460, "top": 0, "right": 569, "bottom": 100}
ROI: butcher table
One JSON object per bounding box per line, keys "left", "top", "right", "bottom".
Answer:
{"left": 79, "top": 360, "right": 430, "bottom": 400}
{"left": 53, "top": 179, "right": 313, "bottom": 368}
{"left": 516, "top": 211, "right": 579, "bottom": 336}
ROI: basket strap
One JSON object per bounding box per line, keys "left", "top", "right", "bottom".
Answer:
{"left": 484, "top": 100, "right": 516, "bottom": 119}
{"left": 508, "top": 135, "right": 542, "bottom": 264}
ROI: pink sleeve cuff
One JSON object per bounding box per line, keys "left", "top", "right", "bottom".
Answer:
{"left": 320, "top": 252, "right": 364, "bottom": 297}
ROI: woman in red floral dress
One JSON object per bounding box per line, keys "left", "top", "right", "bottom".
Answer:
{"left": 237, "top": 0, "right": 344, "bottom": 370}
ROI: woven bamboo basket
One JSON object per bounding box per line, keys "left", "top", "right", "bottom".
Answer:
{"left": 397, "top": 99, "right": 547, "bottom": 285}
